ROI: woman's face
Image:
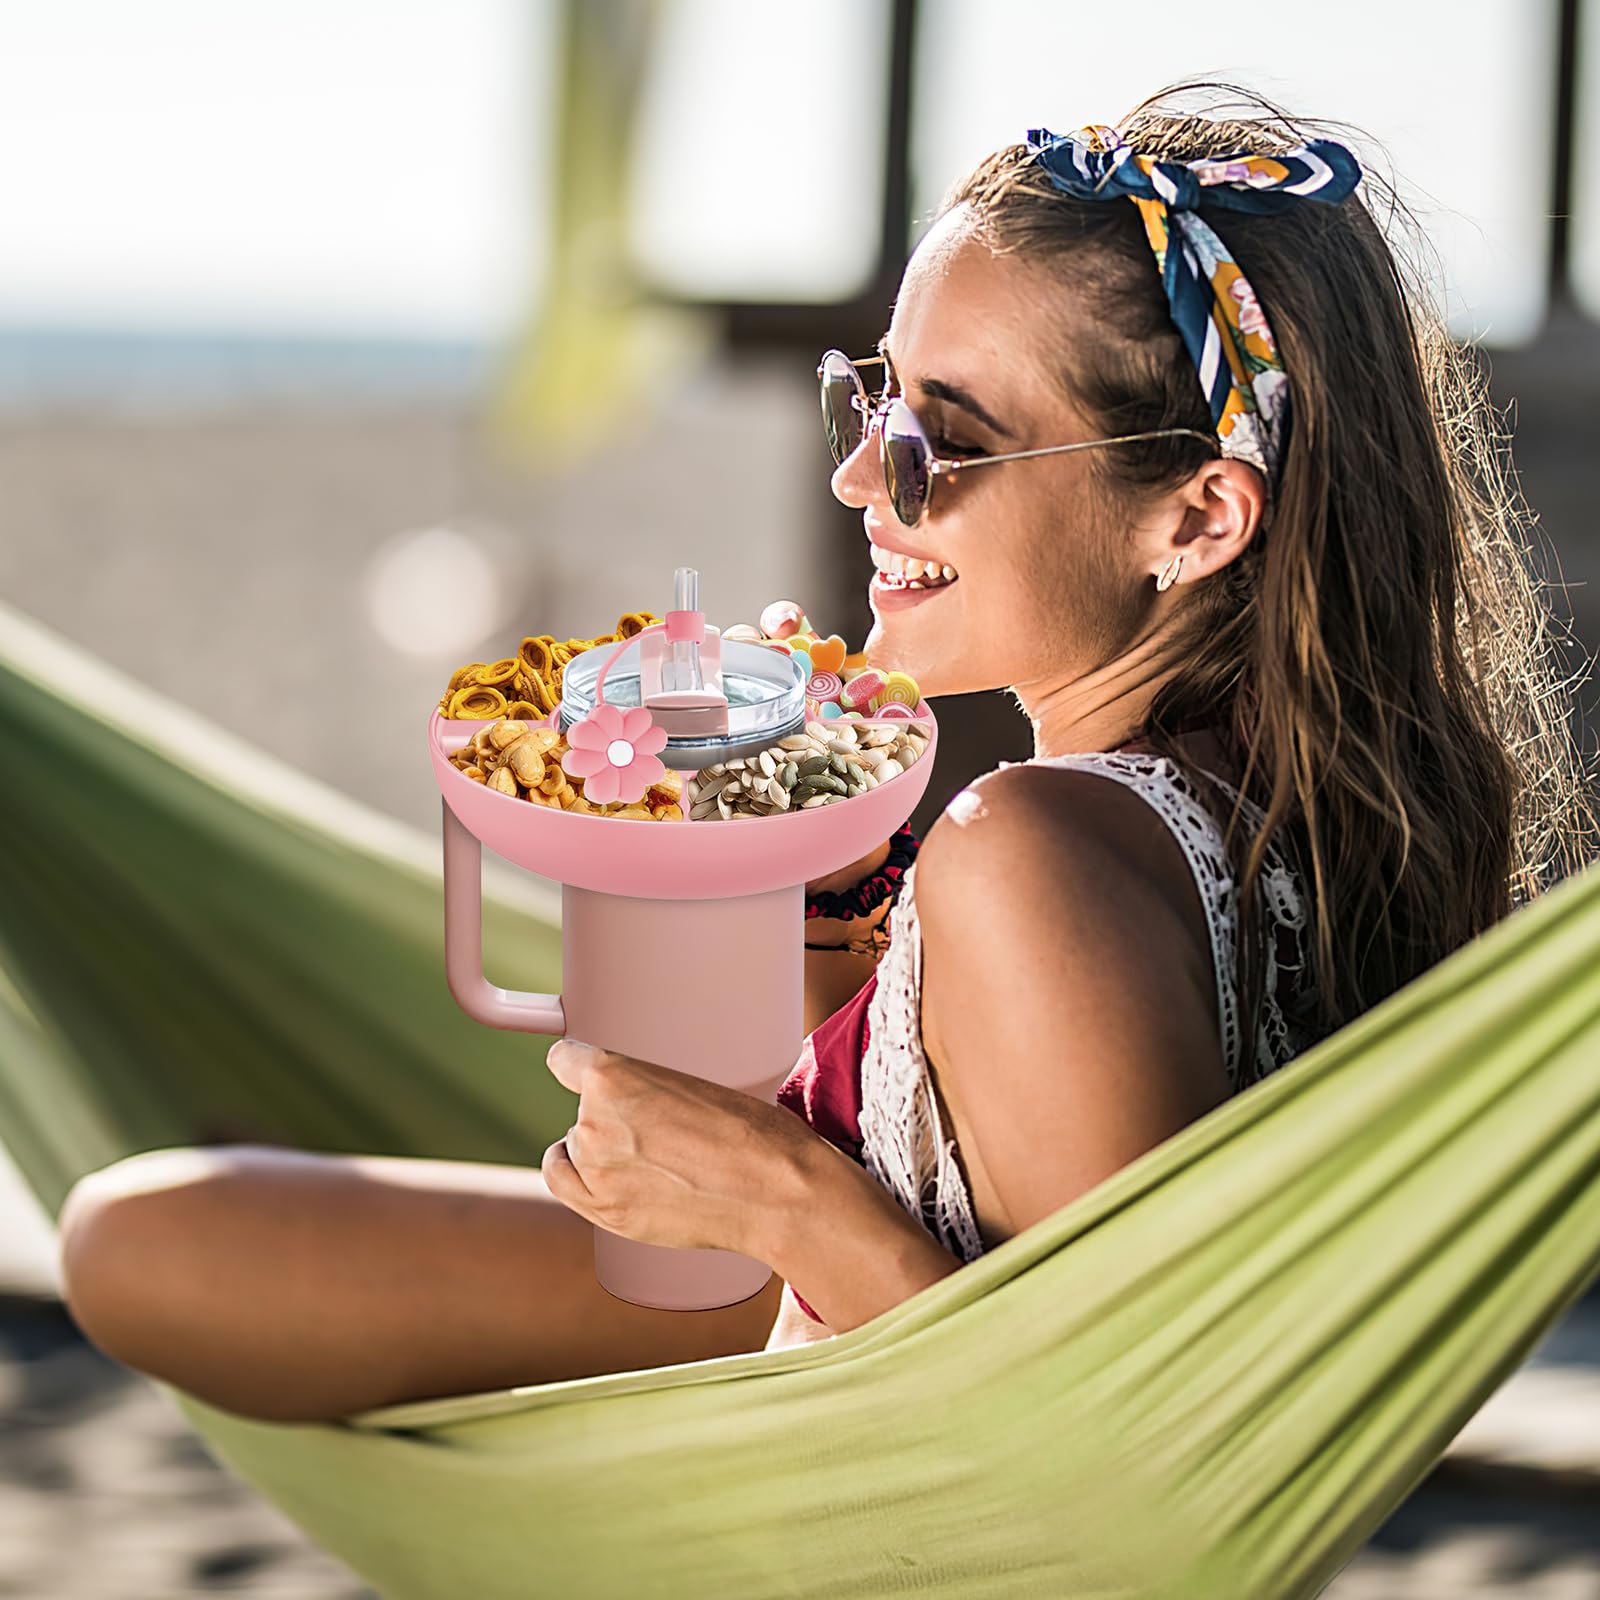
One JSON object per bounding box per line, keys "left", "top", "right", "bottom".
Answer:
{"left": 832, "top": 206, "right": 1156, "bottom": 703}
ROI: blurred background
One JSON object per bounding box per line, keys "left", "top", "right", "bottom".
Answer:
{"left": 2, "top": 0, "right": 1599, "bottom": 1594}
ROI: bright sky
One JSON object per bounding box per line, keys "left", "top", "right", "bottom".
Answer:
{"left": 0, "top": 0, "right": 548, "bottom": 338}
{"left": 0, "top": 0, "right": 1589, "bottom": 346}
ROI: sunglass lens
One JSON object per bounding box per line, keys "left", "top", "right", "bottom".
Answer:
{"left": 881, "top": 401, "right": 930, "bottom": 525}
{"left": 819, "top": 353, "right": 864, "bottom": 464}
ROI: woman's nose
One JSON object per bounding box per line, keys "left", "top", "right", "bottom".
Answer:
{"left": 830, "top": 427, "right": 881, "bottom": 511}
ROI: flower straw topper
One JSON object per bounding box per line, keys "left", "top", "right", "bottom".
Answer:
{"left": 561, "top": 703, "right": 668, "bottom": 805}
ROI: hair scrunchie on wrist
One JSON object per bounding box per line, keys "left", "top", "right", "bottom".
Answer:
{"left": 804, "top": 824, "right": 920, "bottom": 924}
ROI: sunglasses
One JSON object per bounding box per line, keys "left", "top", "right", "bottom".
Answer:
{"left": 818, "top": 348, "right": 1218, "bottom": 526}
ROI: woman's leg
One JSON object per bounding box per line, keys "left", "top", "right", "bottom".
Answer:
{"left": 56, "top": 1144, "right": 784, "bottom": 1423}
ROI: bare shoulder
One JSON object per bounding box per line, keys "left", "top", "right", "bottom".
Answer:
{"left": 914, "top": 760, "right": 1211, "bottom": 955}
{"left": 912, "top": 761, "right": 1229, "bottom": 1239}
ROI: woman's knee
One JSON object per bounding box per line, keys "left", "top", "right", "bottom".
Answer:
{"left": 57, "top": 1145, "right": 264, "bottom": 1364}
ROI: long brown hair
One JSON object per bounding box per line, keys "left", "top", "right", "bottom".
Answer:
{"left": 940, "top": 82, "right": 1598, "bottom": 1047}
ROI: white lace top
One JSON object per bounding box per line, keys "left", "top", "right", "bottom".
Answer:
{"left": 855, "top": 751, "right": 1319, "bottom": 1263}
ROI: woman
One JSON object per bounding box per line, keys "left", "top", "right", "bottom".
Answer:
{"left": 55, "top": 86, "right": 1594, "bottom": 1419}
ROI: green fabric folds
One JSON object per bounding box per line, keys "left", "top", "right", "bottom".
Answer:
{"left": 2, "top": 596, "right": 1598, "bottom": 1599}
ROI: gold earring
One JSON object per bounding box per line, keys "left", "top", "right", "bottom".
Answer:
{"left": 1156, "top": 555, "right": 1184, "bottom": 592}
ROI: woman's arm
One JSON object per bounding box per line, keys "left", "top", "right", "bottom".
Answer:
{"left": 914, "top": 765, "right": 1232, "bottom": 1242}
{"left": 759, "top": 1127, "right": 963, "bottom": 1334}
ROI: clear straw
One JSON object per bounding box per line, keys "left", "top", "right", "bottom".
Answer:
{"left": 669, "top": 566, "right": 703, "bottom": 693}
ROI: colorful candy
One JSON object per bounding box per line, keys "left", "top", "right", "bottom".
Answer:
{"left": 723, "top": 623, "right": 765, "bottom": 644}
{"left": 806, "top": 669, "right": 844, "bottom": 703}
{"left": 869, "top": 670, "right": 921, "bottom": 710}
{"left": 760, "top": 600, "right": 806, "bottom": 640}
{"left": 841, "top": 669, "right": 887, "bottom": 710}
{"left": 806, "top": 634, "right": 848, "bottom": 674}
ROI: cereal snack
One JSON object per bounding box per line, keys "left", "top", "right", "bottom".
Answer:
{"left": 447, "top": 720, "right": 682, "bottom": 820}
{"left": 437, "top": 611, "right": 661, "bottom": 719}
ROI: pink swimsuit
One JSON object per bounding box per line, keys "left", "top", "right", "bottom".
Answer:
{"left": 775, "top": 971, "right": 877, "bottom": 1322}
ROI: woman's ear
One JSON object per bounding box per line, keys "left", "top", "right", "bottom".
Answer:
{"left": 1166, "top": 458, "right": 1266, "bottom": 580}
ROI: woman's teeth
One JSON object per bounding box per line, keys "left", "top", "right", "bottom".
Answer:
{"left": 870, "top": 546, "right": 960, "bottom": 589}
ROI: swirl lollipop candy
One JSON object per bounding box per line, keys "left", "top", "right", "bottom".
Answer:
{"left": 869, "top": 670, "right": 921, "bottom": 711}
{"left": 806, "top": 669, "right": 844, "bottom": 706}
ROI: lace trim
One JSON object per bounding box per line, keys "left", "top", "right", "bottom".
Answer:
{"left": 856, "top": 752, "right": 1316, "bottom": 1265}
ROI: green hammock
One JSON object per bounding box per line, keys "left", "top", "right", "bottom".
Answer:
{"left": 2, "top": 597, "right": 1598, "bottom": 1600}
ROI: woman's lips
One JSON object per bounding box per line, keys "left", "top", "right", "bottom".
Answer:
{"left": 869, "top": 570, "right": 959, "bottom": 610}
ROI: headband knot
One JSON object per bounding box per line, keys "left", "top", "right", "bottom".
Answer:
{"left": 1023, "top": 125, "right": 1362, "bottom": 485}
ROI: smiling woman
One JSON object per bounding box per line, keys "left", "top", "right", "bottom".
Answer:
{"left": 53, "top": 81, "right": 1597, "bottom": 1411}
{"left": 765, "top": 80, "right": 1595, "bottom": 1339}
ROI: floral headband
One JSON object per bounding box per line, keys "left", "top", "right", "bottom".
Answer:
{"left": 1023, "top": 125, "right": 1363, "bottom": 485}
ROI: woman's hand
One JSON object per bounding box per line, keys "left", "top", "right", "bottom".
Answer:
{"left": 541, "top": 1039, "right": 814, "bottom": 1260}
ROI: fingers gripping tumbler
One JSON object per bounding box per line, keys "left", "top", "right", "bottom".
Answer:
{"left": 431, "top": 568, "right": 937, "bottom": 1310}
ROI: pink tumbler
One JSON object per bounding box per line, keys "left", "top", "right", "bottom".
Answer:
{"left": 432, "top": 570, "right": 936, "bottom": 1310}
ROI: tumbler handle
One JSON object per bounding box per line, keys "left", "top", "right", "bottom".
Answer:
{"left": 441, "top": 799, "right": 566, "bottom": 1035}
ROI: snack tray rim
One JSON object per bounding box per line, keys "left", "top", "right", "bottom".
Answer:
{"left": 428, "top": 705, "right": 937, "bottom": 826}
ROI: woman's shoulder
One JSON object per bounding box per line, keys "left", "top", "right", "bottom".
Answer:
{"left": 908, "top": 758, "right": 1234, "bottom": 1201}
{"left": 913, "top": 756, "right": 1217, "bottom": 949}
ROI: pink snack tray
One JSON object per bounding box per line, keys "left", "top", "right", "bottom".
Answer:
{"left": 429, "top": 704, "right": 937, "bottom": 901}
